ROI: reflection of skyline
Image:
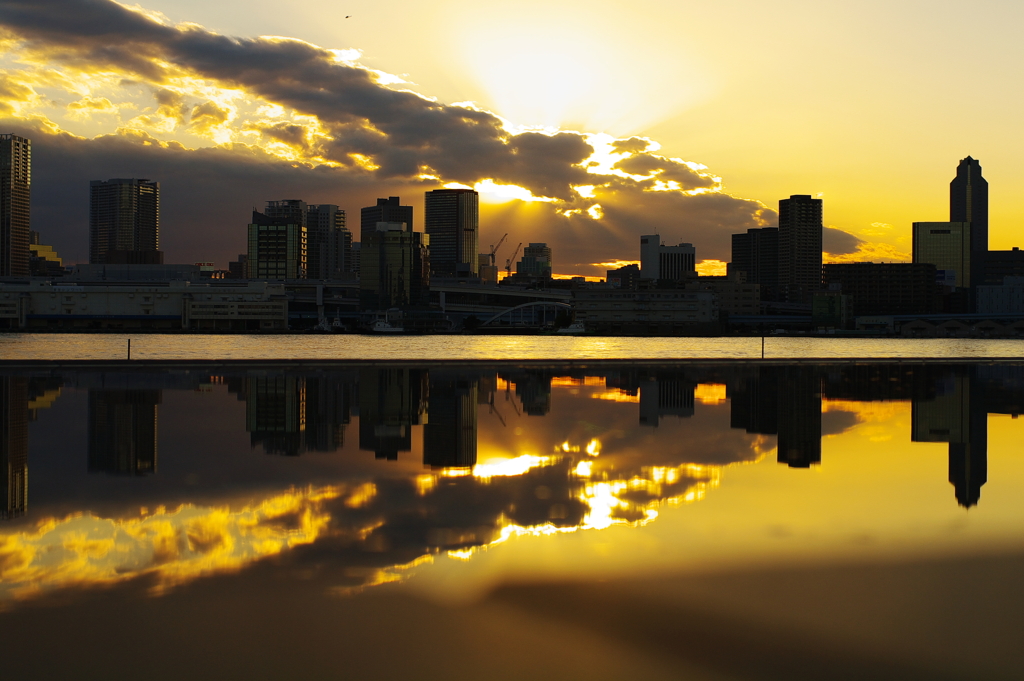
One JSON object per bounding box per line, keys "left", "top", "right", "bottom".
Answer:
{"left": 4, "top": 362, "right": 1024, "bottom": 606}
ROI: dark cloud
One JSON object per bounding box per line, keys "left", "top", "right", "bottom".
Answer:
{"left": 0, "top": 0, "right": 777, "bottom": 270}
{"left": 823, "top": 226, "right": 863, "bottom": 255}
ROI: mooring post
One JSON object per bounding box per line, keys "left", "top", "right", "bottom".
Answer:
{"left": 761, "top": 336, "right": 765, "bottom": 359}
{"left": 128, "top": 338, "right": 131, "bottom": 361}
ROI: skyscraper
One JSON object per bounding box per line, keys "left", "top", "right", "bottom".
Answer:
{"left": 247, "top": 209, "right": 307, "bottom": 279}
{"left": 360, "top": 197, "right": 413, "bottom": 243}
{"left": 89, "top": 179, "right": 160, "bottom": 264}
{"left": 424, "top": 188, "right": 479, "bottom": 278}
{"left": 0, "top": 134, "right": 31, "bottom": 277}
{"left": 950, "top": 156, "right": 988, "bottom": 285}
{"left": 730, "top": 227, "right": 779, "bottom": 301}
{"left": 359, "top": 222, "right": 430, "bottom": 310}
{"left": 778, "top": 194, "right": 822, "bottom": 304}
{"left": 306, "top": 204, "right": 351, "bottom": 280}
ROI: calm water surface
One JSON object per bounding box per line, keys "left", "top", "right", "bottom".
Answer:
{"left": 3, "top": 332, "right": 1024, "bottom": 360}
{"left": 2, "top": 362, "right": 1022, "bottom": 679}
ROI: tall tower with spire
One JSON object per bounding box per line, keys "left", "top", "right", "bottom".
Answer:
{"left": 950, "top": 156, "right": 988, "bottom": 286}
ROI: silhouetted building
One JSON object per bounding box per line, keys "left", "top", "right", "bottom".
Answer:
{"left": 88, "top": 390, "right": 159, "bottom": 475}
{"left": 822, "top": 262, "right": 940, "bottom": 316}
{"left": 640, "top": 234, "right": 695, "bottom": 281}
{"left": 984, "top": 247, "right": 1024, "bottom": 285}
{"left": 0, "top": 377, "right": 28, "bottom": 518}
{"left": 0, "top": 134, "right": 31, "bottom": 277}
{"left": 247, "top": 209, "right": 307, "bottom": 279}
{"left": 244, "top": 376, "right": 306, "bottom": 456}
{"left": 358, "top": 368, "right": 426, "bottom": 459}
{"left": 913, "top": 222, "right": 972, "bottom": 288}
{"left": 515, "top": 243, "right": 552, "bottom": 280}
{"left": 730, "top": 227, "right": 780, "bottom": 301}
{"left": 227, "top": 253, "right": 248, "bottom": 279}
{"left": 425, "top": 188, "right": 479, "bottom": 278}
{"left": 360, "top": 197, "right": 413, "bottom": 244}
{"left": 912, "top": 367, "right": 987, "bottom": 507}
{"left": 89, "top": 178, "right": 160, "bottom": 265}
{"left": 359, "top": 222, "right": 430, "bottom": 311}
{"left": 778, "top": 195, "right": 822, "bottom": 304}
{"left": 265, "top": 199, "right": 307, "bottom": 229}
{"left": 606, "top": 263, "right": 640, "bottom": 289}
{"left": 950, "top": 156, "right": 988, "bottom": 285}
{"left": 424, "top": 373, "right": 478, "bottom": 468}
{"left": 776, "top": 366, "right": 821, "bottom": 467}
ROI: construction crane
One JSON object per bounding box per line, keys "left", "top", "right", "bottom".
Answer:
{"left": 488, "top": 233, "right": 508, "bottom": 266}
{"left": 505, "top": 242, "right": 522, "bottom": 279}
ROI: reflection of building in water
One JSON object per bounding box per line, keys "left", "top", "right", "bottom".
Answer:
{"left": 243, "top": 376, "right": 306, "bottom": 456}
{"left": 639, "top": 375, "right": 695, "bottom": 426}
{"left": 358, "top": 368, "right": 426, "bottom": 459}
{"left": 424, "top": 372, "right": 478, "bottom": 468}
{"left": 912, "top": 367, "right": 987, "bottom": 507}
{"left": 1, "top": 378, "right": 29, "bottom": 519}
{"left": 303, "top": 377, "right": 351, "bottom": 453}
{"left": 88, "top": 390, "right": 160, "bottom": 475}
{"left": 500, "top": 370, "right": 552, "bottom": 416}
{"left": 776, "top": 367, "right": 821, "bottom": 468}
{"left": 229, "top": 374, "right": 351, "bottom": 455}
{"left": 724, "top": 366, "right": 819, "bottom": 466}
{"left": 729, "top": 366, "right": 778, "bottom": 436}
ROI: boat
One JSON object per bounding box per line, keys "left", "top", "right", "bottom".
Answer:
{"left": 556, "top": 321, "right": 589, "bottom": 335}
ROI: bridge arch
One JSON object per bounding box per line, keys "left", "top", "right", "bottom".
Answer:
{"left": 480, "top": 301, "right": 572, "bottom": 327}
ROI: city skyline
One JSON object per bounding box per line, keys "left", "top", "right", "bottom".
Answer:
{"left": 1, "top": 0, "right": 1022, "bottom": 278}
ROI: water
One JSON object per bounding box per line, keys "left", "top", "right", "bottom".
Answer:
{"left": 2, "top": 362, "right": 1023, "bottom": 679}
{"left": 2, "top": 332, "right": 1024, "bottom": 360}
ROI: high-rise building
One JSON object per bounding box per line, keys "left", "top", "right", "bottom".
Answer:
{"left": 359, "top": 222, "right": 430, "bottom": 311}
{"left": 247, "top": 209, "right": 307, "bottom": 279}
{"left": 913, "top": 222, "right": 972, "bottom": 288}
{"left": 424, "top": 188, "right": 479, "bottom": 278}
{"left": 305, "top": 204, "right": 352, "bottom": 280}
{"left": 0, "top": 377, "right": 28, "bottom": 518}
{"left": 264, "top": 199, "right": 307, "bottom": 228}
{"left": 1, "top": 134, "right": 30, "bottom": 277}
{"left": 950, "top": 156, "right": 988, "bottom": 284}
{"left": 639, "top": 234, "right": 695, "bottom": 281}
{"left": 778, "top": 195, "right": 822, "bottom": 304}
{"left": 514, "top": 243, "right": 552, "bottom": 279}
{"left": 87, "top": 390, "right": 159, "bottom": 476}
{"left": 360, "top": 197, "right": 413, "bottom": 243}
{"left": 89, "top": 179, "right": 160, "bottom": 265}
{"left": 730, "top": 227, "right": 779, "bottom": 301}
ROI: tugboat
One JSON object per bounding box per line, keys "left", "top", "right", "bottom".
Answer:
{"left": 370, "top": 309, "right": 404, "bottom": 333}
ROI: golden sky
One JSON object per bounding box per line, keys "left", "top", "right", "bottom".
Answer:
{"left": 2, "top": 0, "right": 1021, "bottom": 272}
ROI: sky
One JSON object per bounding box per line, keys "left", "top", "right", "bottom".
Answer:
{"left": 2, "top": 0, "right": 1023, "bottom": 275}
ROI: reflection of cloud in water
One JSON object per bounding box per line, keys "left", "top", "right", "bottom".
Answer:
{"left": 0, "top": 486, "right": 347, "bottom": 607}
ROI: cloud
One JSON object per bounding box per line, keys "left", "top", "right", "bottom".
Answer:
{"left": 822, "top": 226, "right": 863, "bottom": 255}
{"left": 0, "top": 0, "right": 776, "bottom": 270}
